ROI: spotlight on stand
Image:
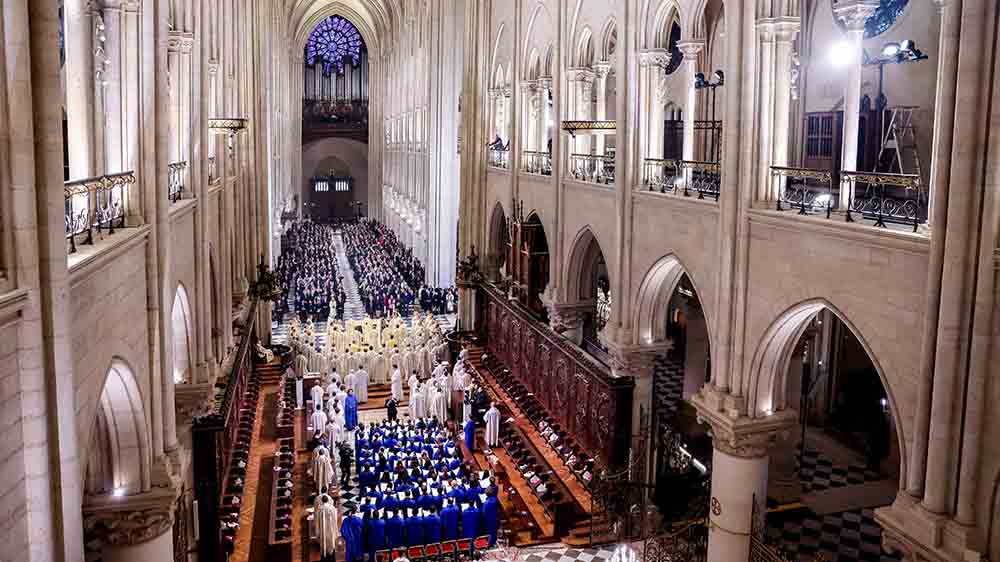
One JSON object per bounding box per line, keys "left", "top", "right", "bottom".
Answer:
{"left": 694, "top": 72, "right": 707, "bottom": 88}
{"left": 712, "top": 69, "right": 725, "bottom": 85}
{"left": 829, "top": 40, "right": 856, "bottom": 68}
{"left": 881, "top": 42, "right": 901, "bottom": 58}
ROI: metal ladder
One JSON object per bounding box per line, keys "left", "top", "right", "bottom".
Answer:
{"left": 876, "top": 105, "right": 922, "bottom": 179}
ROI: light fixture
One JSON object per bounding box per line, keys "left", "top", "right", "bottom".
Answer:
{"left": 881, "top": 42, "right": 900, "bottom": 57}
{"left": 829, "top": 40, "right": 856, "bottom": 68}
{"left": 713, "top": 70, "right": 725, "bottom": 85}
{"left": 694, "top": 70, "right": 724, "bottom": 90}
{"left": 113, "top": 488, "right": 126, "bottom": 497}
{"left": 209, "top": 118, "right": 249, "bottom": 156}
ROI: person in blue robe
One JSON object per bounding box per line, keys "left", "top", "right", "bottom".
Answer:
{"left": 464, "top": 419, "right": 476, "bottom": 451}
{"left": 461, "top": 503, "right": 480, "bottom": 540}
{"left": 406, "top": 509, "right": 425, "bottom": 546}
{"left": 440, "top": 499, "right": 459, "bottom": 541}
{"left": 424, "top": 507, "right": 442, "bottom": 544}
{"left": 368, "top": 514, "right": 386, "bottom": 561}
{"left": 386, "top": 510, "right": 404, "bottom": 549}
{"left": 341, "top": 510, "right": 364, "bottom": 562}
{"left": 482, "top": 492, "right": 499, "bottom": 545}
{"left": 345, "top": 389, "right": 359, "bottom": 430}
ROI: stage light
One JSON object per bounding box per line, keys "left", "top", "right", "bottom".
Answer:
{"left": 713, "top": 70, "right": 725, "bottom": 85}
{"left": 694, "top": 72, "right": 706, "bottom": 88}
{"left": 881, "top": 42, "right": 900, "bottom": 57}
{"left": 113, "top": 488, "right": 126, "bottom": 497}
{"left": 829, "top": 41, "right": 856, "bottom": 67}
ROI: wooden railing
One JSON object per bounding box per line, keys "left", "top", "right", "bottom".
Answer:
{"left": 64, "top": 171, "right": 135, "bottom": 253}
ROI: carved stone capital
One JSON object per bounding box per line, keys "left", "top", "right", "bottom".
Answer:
{"left": 875, "top": 495, "right": 983, "bottom": 562}
{"left": 566, "top": 67, "right": 596, "bottom": 84}
{"left": 691, "top": 389, "right": 796, "bottom": 458}
{"left": 545, "top": 302, "right": 590, "bottom": 334}
{"left": 175, "top": 381, "right": 215, "bottom": 424}
{"left": 676, "top": 40, "right": 706, "bottom": 59}
{"left": 167, "top": 31, "right": 195, "bottom": 54}
{"left": 604, "top": 341, "right": 671, "bottom": 377}
{"left": 757, "top": 16, "right": 802, "bottom": 43}
{"left": 593, "top": 61, "right": 613, "bottom": 79}
{"left": 638, "top": 49, "right": 671, "bottom": 69}
{"left": 83, "top": 488, "right": 180, "bottom": 548}
{"left": 833, "top": 0, "right": 880, "bottom": 31}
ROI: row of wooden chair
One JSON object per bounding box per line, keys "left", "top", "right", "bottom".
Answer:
{"left": 374, "top": 536, "right": 492, "bottom": 562}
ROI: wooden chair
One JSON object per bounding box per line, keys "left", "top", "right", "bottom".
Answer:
{"left": 407, "top": 545, "right": 425, "bottom": 561}
{"left": 375, "top": 550, "right": 391, "bottom": 562}
{"left": 424, "top": 542, "right": 442, "bottom": 562}
{"left": 473, "top": 535, "right": 491, "bottom": 551}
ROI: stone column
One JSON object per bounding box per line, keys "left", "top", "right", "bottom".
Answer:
{"left": 84, "top": 490, "right": 178, "bottom": 562}
{"left": 693, "top": 409, "right": 796, "bottom": 562}
{"left": 546, "top": 302, "right": 589, "bottom": 346}
{"left": 833, "top": 0, "right": 878, "bottom": 209}
{"left": 103, "top": 6, "right": 125, "bottom": 172}
{"left": 606, "top": 343, "right": 669, "bottom": 485}
{"left": 167, "top": 34, "right": 182, "bottom": 163}
{"left": 593, "top": 62, "right": 611, "bottom": 160}
{"left": 682, "top": 304, "right": 709, "bottom": 400}
{"left": 638, "top": 50, "right": 670, "bottom": 162}
{"left": 677, "top": 41, "right": 704, "bottom": 163}
{"left": 538, "top": 78, "right": 552, "bottom": 159}
{"left": 65, "top": 0, "right": 97, "bottom": 177}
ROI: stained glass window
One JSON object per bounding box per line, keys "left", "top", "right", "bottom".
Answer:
{"left": 305, "top": 16, "right": 364, "bottom": 75}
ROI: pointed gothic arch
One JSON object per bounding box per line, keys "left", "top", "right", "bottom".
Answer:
{"left": 172, "top": 284, "right": 194, "bottom": 384}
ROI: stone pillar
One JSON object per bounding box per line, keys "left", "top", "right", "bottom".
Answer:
{"left": 693, "top": 409, "right": 795, "bottom": 562}
{"left": 546, "top": 302, "right": 589, "bottom": 346}
{"left": 833, "top": 0, "right": 878, "bottom": 209}
{"left": 167, "top": 35, "right": 182, "bottom": 163}
{"left": 65, "top": 0, "right": 97, "bottom": 178}
{"left": 677, "top": 41, "right": 704, "bottom": 163}
{"left": 639, "top": 50, "right": 670, "bottom": 162}
{"left": 538, "top": 78, "right": 552, "bottom": 158}
{"left": 606, "top": 343, "right": 669, "bottom": 485}
{"left": 593, "top": 62, "right": 611, "bottom": 160}
{"left": 103, "top": 6, "right": 125, "bottom": 172}
{"left": 84, "top": 490, "right": 178, "bottom": 562}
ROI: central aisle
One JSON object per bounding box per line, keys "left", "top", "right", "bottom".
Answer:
{"left": 333, "top": 230, "right": 367, "bottom": 321}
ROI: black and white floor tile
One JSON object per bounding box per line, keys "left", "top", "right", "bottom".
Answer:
{"left": 516, "top": 544, "right": 620, "bottom": 562}
{"left": 766, "top": 507, "right": 900, "bottom": 562}
{"left": 796, "top": 448, "right": 884, "bottom": 494}
{"left": 652, "top": 355, "right": 684, "bottom": 423}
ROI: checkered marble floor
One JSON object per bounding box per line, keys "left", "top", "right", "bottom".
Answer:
{"left": 766, "top": 507, "right": 900, "bottom": 562}
{"left": 512, "top": 544, "right": 620, "bottom": 562}
{"left": 652, "top": 355, "right": 684, "bottom": 423}
{"left": 797, "top": 448, "right": 883, "bottom": 493}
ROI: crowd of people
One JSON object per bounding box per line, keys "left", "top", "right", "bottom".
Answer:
{"left": 342, "top": 220, "right": 457, "bottom": 318}
{"left": 275, "top": 220, "right": 347, "bottom": 321}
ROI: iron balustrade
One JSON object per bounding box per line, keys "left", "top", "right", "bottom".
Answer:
{"left": 679, "top": 160, "right": 721, "bottom": 199}
{"left": 642, "top": 158, "right": 682, "bottom": 193}
{"left": 569, "top": 153, "right": 615, "bottom": 185}
{"left": 208, "top": 156, "right": 218, "bottom": 184}
{"left": 771, "top": 166, "right": 835, "bottom": 217}
{"left": 521, "top": 150, "right": 552, "bottom": 176}
{"left": 487, "top": 148, "right": 510, "bottom": 169}
{"left": 168, "top": 161, "right": 188, "bottom": 202}
{"left": 843, "top": 170, "right": 924, "bottom": 231}
{"left": 771, "top": 166, "right": 925, "bottom": 232}
{"left": 64, "top": 171, "right": 135, "bottom": 254}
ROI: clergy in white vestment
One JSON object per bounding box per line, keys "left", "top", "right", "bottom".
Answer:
{"left": 430, "top": 386, "right": 448, "bottom": 423}
{"left": 402, "top": 347, "right": 416, "bottom": 378}
{"left": 345, "top": 370, "right": 359, "bottom": 401}
{"left": 419, "top": 344, "right": 434, "bottom": 379}
{"left": 310, "top": 405, "right": 329, "bottom": 437}
{"left": 335, "top": 385, "right": 348, "bottom": 412}
{"left": 313, "top": 447, "right": 335, "bottom": 490}
{"left": 391, "top": 367, "right": 404, "bottom": 401}
{"left": 408, "top": 372, "right": 420, "bottom": 392}
{"left": 356, "top": 368, "right": 369, "bottom": 403}
{"left": 326, "top": 420, "right": 343, "bottom": 447}
{"left": 316, "top": 495, "right": 339, "bottom": 560}
{"left": 484, "top": 403, "right": 501, "bottom": 447}
{"left": 319, "top": 355, "right": 330, "bottom": 378}
{"left": 432, "top": 361, "right": 449, "bottom": 380}
{"left": 311, "top": 383, "right": 325, "bottom": 412}
{"left": 336, "top": 353, "right": 350, "bottom": 378}
{"left": 296, "top": 353, "right": 308, "bottom": 378}
{"left": 409, "top": 382, "right": 426, "bottom": 419}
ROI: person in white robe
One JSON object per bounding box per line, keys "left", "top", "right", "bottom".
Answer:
{"left": 296, "top": 353, "right": 308, "bottom": 378}
{"left": 409, "top": 382, "right": 426, "bottom": 419}
{"left": 356, "top": 367, "right": 369, "bottom": 403}
{"left": 316, "top": 495, "right": 339, "bottom": 561}
{"left": 402, "top": 347, "right": 416, "bottom": 378}
{"left": 430, "top": 385, "right": 448, "bottom": 423}
{"left": 408, "top": 372, "right": 420, "bottom": 393}
{"left": 319, "top": 355, "right": 330, "bottom": 379}
{"left": 391, "top": 367, "right": 404, "bottom": 401}
{"left": 484, "top": 403, "right": 501, "bottom": 447}
{"left": 334, "top": 385, "right": 348, "bottom": 413}
{"left": 310, "top": 383, "right": 325, "bottom": 412}
{"left": 432, "top": 361, "right": 449, "bottom": 380}
{"left": 313, "top": 447, "right": 335, "bottom": 491}
{"left": 345, "top": 370, "right": 358, "bottom": 402}
{"left": 419, "top": 344, "right": 434, "bottom": 379}
{"left": 336, "top": 353, "right": 350, "bottom": 378}
{"left": 310, "top": 405, "right": 329, "bottom": 437}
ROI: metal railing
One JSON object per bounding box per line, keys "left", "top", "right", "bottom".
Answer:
{"left": 208, "top": 156, "right": 218, "bottom": 184}
{"left": 487, "top": 148, "right": 510, "bottom": 169}
{"left": 771, "top": 166, "right": 925, "bottom": 232}
{"left": 521, "top": 150, "right": 552, "bottom": 176}
{"left": 168, "top": 161, "right": 188, "bottom": 202}
{"left": 569, "top": 153, "right": 615, "bottom": 185}
{"left": 64, "top": 171, "right": 135, "bottom": 254}
{"left": 771, "top": 166, "right": 835, "bottom": 217}
{"left": 679, "top": 160, "right": 721, "bottom": 199}
{"left": 643, "top": 158, "right": 682, "bottom": 192}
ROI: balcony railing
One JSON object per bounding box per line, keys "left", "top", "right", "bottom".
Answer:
{"left": 643, "top": 158, "right": 682, "bottom": 192}
{"left": 679, "top": 160, "right": 721, "bottom": 200}
{"left": 771, "top": 166, "right": 925, "bottom": 232}
{"left": 208, "top": 156, "right": 218, "bottom": 184}
{"left": 168, "top": 161, "right": 188, "bottom": 202}
{"left": 488, "top": 148, "right": 510, "bottom": 169}
{"left": 569, "top": 153, "right": 615, "bottom": 185}
{"left": 64, "top": 171, "right": 135, "bottom": 254}
{"left": 521, "top": 150, "right": 552, "bottom": 176}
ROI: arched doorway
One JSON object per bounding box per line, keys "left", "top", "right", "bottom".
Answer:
{"left": 487, "top": 202, "right": 509, "bottom": 281}
{"left": 172, "top": 285, "right": 193, "bottom": 384}
{"left": 565, "top": 227, "right": 610, "bottom": 350}
{"left": 520, "top": 213, "right": 549, "bottom": 319}
{"left": 749, "top": 301, "right": 902, "bottom": 561}
{"left": 83, "top": 360, "right": 152, "bottom": 497}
